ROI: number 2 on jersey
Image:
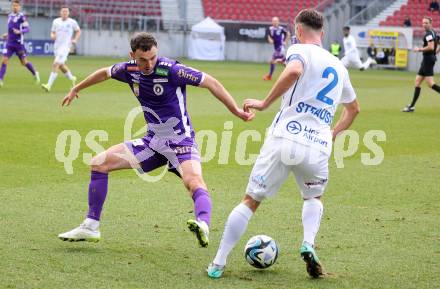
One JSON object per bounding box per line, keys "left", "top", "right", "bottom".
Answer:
{"left": 316, "top": 67, "right": 338, "bottom": 105}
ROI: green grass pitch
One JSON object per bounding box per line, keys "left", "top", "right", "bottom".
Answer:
{"left": 0, "top": 56, "right": 439, "bottom": 289}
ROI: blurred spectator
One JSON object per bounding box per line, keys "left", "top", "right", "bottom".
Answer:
{"left": 376, "top": 49, "right": 386, "bottom": 64}
{"left": 367, "top": 42, "right": 377, "bottom": 59}
{"left": 403, "top": 16, "right": 412, "bottom": 27}
{"left": 429, "top": 0, "right": 439, "bottom": 12}
{"left": 366, "top": 42, "right": 378, "bottom": 67}
{"left": 330, "top": 41, "right": 341, "bottom": 58}
{"left": 388, "top": 47, "right": 396, "bottom": 65}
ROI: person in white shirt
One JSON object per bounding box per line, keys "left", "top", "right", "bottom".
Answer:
{"left": 42, "top": 7, "right": 81, "bottom": 92}
{"left": 207, "top": 9, "right": 360, "bottom": 279}
{"left": 341, "top": 26, "right": 372, "bottom": 71}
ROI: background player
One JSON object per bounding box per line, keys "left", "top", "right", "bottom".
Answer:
{"left": 402, "top": 17, "right": 440, "bottom": 112}
{"left": 263, "top": 17, "right": 290, "bottom": 81}
{"left": 41, "top": 7, "right": 80, "bottom": 92}
{"left": 341, "top": 26, "right": 372, "bottom": 71}
{"left": 0, "top": 0, "right": 39, "bottom": 87}
{"left": 58, "top": 32, "right": 254, "bottom": 248}
{"left": 207, "top": 9, "right": 360, "bottom": 279}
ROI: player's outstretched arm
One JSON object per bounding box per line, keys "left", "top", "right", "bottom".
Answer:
{"left": 61, "top": 67, "right": 111, "bottom": 107}
{"left": 244, "top": 60, "right": 303, "bottom": 112}
{"left": 72, "top": 28, "right": 81, "bottom": 44}
{"left": 199, "top": 73, "right": 254, "bottom": 122}
{"left": 332, "top": 99, "right": 360, "bottom": 140}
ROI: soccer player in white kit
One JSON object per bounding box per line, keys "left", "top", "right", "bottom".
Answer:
{"left": 207, "top": 9, "right": 360, "bottom": 279}
{"left": 341, "top": 26, "right": 372, "bottom": 71}
{"left": 41, "top": 7, "right": 80, "bottom": 92}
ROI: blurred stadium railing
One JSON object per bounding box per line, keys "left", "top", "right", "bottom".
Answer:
{"left": 21, "top": 0, "right": 163, "bottom": 32}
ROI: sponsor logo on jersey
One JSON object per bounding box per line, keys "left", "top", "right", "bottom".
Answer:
{"left": 295, "top": 101, "right": 334, "bottom": 125}
{"left": 111, "top": 63, "right": 125, "bottom": 75}
{"left": 251, "top": 174, "right": 267, "bottom": 189}
{"left": 286, "top": 121, "right": 302, "bottom": 135}
{"left": 153, "top": 84, "right": 164, "bottom": 96}
{"left": 302, "top": 126, "right": 328, "bottom": 147}
{"left": 153, "top": 78, "right": 169, "bottom": 83}
{"left": 156, "top": 67, "right": 169, "bottom": 76}
{"left": 130, "top": 73, "right": 140, "bottom": 81}
{"left": 304, "top": 178, "right": 328, "bottom": 189}
{"left": 177, "top": 68, "right": 198, "bottom": 82}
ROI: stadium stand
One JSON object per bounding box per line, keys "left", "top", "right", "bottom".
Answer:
{"left": 201, "top": 0, "right": 334, "bottom": 22}
{"left": 22, "top": 0, "right": 162, "bottom": 18}
{"left": 0, "top": 0, "right": 12, "bottom": 14}
{"left": 379, "top": 0, "right": 440, "bottom": 37}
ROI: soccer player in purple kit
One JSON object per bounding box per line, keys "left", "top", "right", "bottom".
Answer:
{"left": 0, "top": 0, "right": 39, "bottom": 87}
{"left": 263, "top": 17, "right": 290, "bottom": 81}
{"left": 58, "top": 32, "right": 254, "bottom": 247}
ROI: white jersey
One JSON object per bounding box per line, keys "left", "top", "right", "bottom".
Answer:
{"left": 51, "top": 17, "right": 79, "bottom": 51}
{"left": 270, "top": 44, "right": 357, "bottom": 156}
{"left": 343, "top": 35, "right": 359, "bottom": 56}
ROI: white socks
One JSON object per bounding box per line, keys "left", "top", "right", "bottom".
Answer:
{"left": 84, "top": 218, "right": 100, "bottom": 230}
{"left": 64, "top": 70, "right": 74, "bottom": 80}
{"left": 213, "top": 203, "right": 253, "bottom": 266}
{"left": 302, "top": 198, "right": 323, "bottom": 246}
{"left": 47, "top": 72, "right": 58, "bottom": 87}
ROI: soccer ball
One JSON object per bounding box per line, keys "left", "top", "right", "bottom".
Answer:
{"left": 244, "top": 235, "right": 279, "bottom": 269}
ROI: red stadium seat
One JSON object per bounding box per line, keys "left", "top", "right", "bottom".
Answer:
{"left": 377, "top": 0, "right": 439, "bottom": 38}
{"left": 201, "top": 0, "right": 335, "bottom": 22}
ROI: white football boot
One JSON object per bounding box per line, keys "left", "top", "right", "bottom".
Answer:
{"left": 58, "top": 219, "right": 100, "bottom": 242}
{"left": 187, "top": 219, "right": 209, "bottom": 247}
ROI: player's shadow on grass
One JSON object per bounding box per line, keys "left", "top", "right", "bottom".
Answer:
{"left": 55, "top": 246, "right": 105, "bottom": 254}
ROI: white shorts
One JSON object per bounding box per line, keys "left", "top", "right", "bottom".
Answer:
{"left": 341, "top": 54, "right": 364, "bottom": 69}
{"left": 246, "top": 136, "right": 329, "bottom": 201}
{"left": 54, "top": 48, "right": 70, "bottom": 64}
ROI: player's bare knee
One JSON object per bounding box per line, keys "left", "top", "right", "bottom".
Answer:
{"left": 90, "top": 153, "right": 109, "bottom": 173}
{"left": 2, "top": 58, "right": 8, "bottom": 65}
{"left": 185, "top": 175, "right": 206, "bottom": 193}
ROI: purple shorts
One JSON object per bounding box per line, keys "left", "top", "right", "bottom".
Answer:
{"left": 125, "top": 135, "right": 200, "bottom": 177}
{"left": 3, "top": 43, "right": 27, "bottom": 59}
{"left": 272, "top": 48, "right": 285, "bottom": 61}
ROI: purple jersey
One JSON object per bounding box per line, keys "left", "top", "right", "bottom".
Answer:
{"left": 109, "top": 57, "right": 204, "bottom": 141}
{"left": 7, "top": 12, "right": 28, "bottom": 45}
{"left": 268, "top": 25, "right": 288, "bottom": 51}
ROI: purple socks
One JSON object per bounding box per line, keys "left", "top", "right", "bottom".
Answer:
{"left": 192, "top": 188, "right": 212, "bottom": 226}
{"left": 25, "top": 62, "right": 36, "bottom": 75}
{"left": 86, "top": 171, "right": 108, "bottom": 221}
{"left": 269, "top": 63, "right": 275, "bottom": 76}
{"left": 0, "top": 62, "right": 36, "bottom": 80}
{"left": 0, "top": 63, "right": 6, "bottom": 80}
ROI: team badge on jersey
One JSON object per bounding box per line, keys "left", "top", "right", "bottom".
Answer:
{"left": 153, "top": 84, "right": 164, "bottom": 96}
{"left": 133, "top": 82, "right": 140, "bottom": 97}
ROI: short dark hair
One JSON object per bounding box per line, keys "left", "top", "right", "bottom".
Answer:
{"left": 12, "top": 0, "right": 21, "bottom": 4}
{"left": 130, "top": 32, "right": 157, "bottom": 52}
{"left": 295, "top": 9, "right": 324, "bottom": 30}
{"left": 343, "top": 26, "right": 350, "bottom": 31}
